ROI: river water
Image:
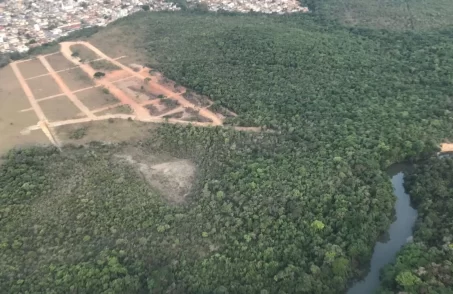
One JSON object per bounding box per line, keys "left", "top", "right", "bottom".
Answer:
{"left": 347, "top": 164, "right": 418, "bottom": 294}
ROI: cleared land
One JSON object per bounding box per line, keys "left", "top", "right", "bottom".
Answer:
{"left": 45, "top": 52, "right": 76, "bottom": 71}
{"left": 76, "top": 87, "right": 119, "bottom": 110}
{"left": 3, "top": 40, "right": 257, "bottom": 154}
{"left": 58, "top": 67, "right": 95, "bottom": 91}
{"left": 0, "top": 66, "right": 49, "bottom": 155}
{"left": 16, "top": 59, "right": 49, "bottom": 78}
{"left": 38, "top": 96, "right": 85, "bottom": 122}
{"left": 69, "top": 44, "right": 100, "bottom": 61}
{"left": 27, "top": 75, "right": 62, "bottom": 99}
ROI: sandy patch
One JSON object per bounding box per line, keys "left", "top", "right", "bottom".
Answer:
{"left": 116, "top": 153, "right": 196, "bottom": 204}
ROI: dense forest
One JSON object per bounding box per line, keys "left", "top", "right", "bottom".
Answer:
{"left": 379, "top": 158, "right": 453, "bottom": 293}
{"left": 3, "top": 1, "right": 453, "bottom": 293}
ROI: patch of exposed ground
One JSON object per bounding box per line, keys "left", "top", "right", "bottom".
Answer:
{"left": 46, "top": 52, "right": 76, "bottom": 71}
{"left": 115, "top": 152, "right": 196, "bottom": 204}
{"left": 55, "top": 119, "right": 158, "bottom": 145}
{"left": 27, "top": 75, "right": 62, "bottom": 99}
{"left": 441, "top": 143, "right": 453, "bottom": 153}
{"left": 58, "top": 67, "right": 95, "bottom": 91}
{"left": 17, "top": 59, "right": 48, "bottom": 78}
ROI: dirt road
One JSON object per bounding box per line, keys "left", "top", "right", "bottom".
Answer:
{"left": 59, "top": 42, "right": 150, "bottom": 119}
{"left": 38, "top": 55, "right": 95, "bottom": 119}
{"left": 10, "top": 62, "right": 47, "bottom": 121}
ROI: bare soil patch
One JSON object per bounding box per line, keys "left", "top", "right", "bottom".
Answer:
{"left": 39, "top": 96, "right": 85, "bottom": 122}
{"left": 441, "top": 143, "right": 453, "bottom": 153}
{"left": 45, "top": 52, "right": 76, "bottom": 71}
{"left": 58, "top": 67, "right": 95, "bottom": 91}
{"left": 17, "top": 59, "right": 48, "bottom": 78}
{"left": 115, "top": 77, "right": 160, "bottom": 103}
{"left": 115, "top": 151, "right": 196, "bottom": 204}
{"left": 76, "top": 87, "right": 119, "bottom": 110}
{"left": 27, "top": 75, "right": 62, "bottom": 99}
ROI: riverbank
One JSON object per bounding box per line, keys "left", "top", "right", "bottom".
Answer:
{"left": 348, "top": 164, "right": 418, "bottom": 293}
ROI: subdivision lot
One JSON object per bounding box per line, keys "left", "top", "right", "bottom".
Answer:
{"left": 96, "top": 104, "right": 133, "bottom": 116}
{"left": 45, "top": 52, "right": 76, "bottom": 71}
{"left": 27, "top": 75, "right": 62, "bottom": 99}
{"left": 0, "top": 66, "right": 48, "bottom": 154}
{"left": 38, "top": 95, "right": 85, "bottom": 122}
{"left": 17, "top": 59, "right": 49, "bottom": 79}
{"left": 76, "top": 87, "right": 119, "bottom": 110}
{"left": 114, "top": 77, "right": 167, "bottom": 103}
{"left": 70, "top": 44, "right": 100, "bottom": 61}
{"left": 58, "top": 67, "right": 95, "bottom": 91}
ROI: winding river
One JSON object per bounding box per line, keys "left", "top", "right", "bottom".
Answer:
{"left": 348, "top": 164, "right": 418, "bottom": 294}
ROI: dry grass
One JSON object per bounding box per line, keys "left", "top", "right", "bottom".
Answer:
{"left": 0, "top": 66, "right": 49, "bottom": 155}
{"left": 38, "top": 96, "right": 85, "bottom": 122}
{"left": 76, "top": 87, "right": 119, "bottom": 110}
{"left": 46, "top": 53, "right": 76, "bottom": 71}
{"left": 70, "top": 44, "right": 100, "bottom": 61}
{"left": 27, "top": 75, "right": 62, "bottom": 99}
{"left": 17, "top": 59, "right": 48, "bottom": 79}
{"left": 58, "top": 67, "right": 95, "bottom": 91}
{"left": 55, "top": 119, "right": 158, "bottom": 144}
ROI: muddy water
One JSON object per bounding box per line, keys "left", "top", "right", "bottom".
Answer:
{"left": 348, "top": 164, "right": 418, "bottom": 294}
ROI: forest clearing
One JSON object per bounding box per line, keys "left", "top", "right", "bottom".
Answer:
{"left": 1, "top": 41, "right": 258, "bottom": 153}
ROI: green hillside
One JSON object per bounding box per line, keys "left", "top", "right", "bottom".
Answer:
{"left": 2, "top": 8, "right": 453, "bottom": 293}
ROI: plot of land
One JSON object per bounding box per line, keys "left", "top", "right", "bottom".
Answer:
{"left": 70, "top": 44, "right": 100, "bottom": 61}
{"left": 17, "top": 59, "right": 49, "bottom": 78}
{"left": 114, "top": 77, "right": 159, "bottom": 103}
{"left": 58, "top": 67, "right": 95, "bottom": 91}
{"left": 45, "top": 52, "right": 76, "bottom": 71}
{"left": 96, "top": 104, "right": 133, "bottom": 116}
{"left": 27, "top": 75, "right": 62, "bottom": 99}
{"left": 77, "top": 87, "right": 119, "bottom": 110}
{"left": 38, "top": 96, "right": 85, "bottom": 122}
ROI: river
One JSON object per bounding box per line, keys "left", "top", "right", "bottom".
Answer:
{"left": 347, "top": 164, "right": 418, "bottom": 294}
